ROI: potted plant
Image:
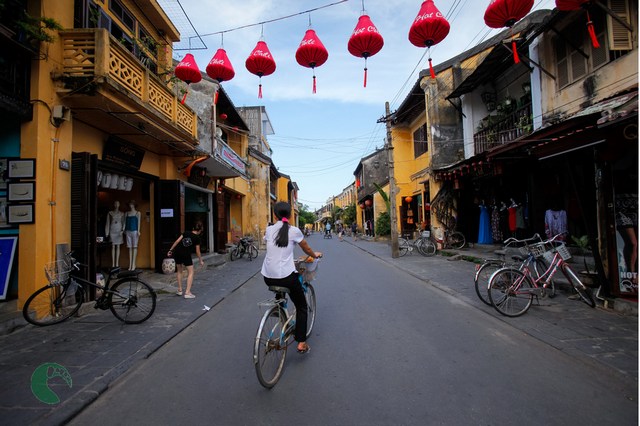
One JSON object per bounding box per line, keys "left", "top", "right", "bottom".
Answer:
{"left": 16, "top": 12, "right": 63, "bottom": 46}
{"left": 571, "top": 235, "right": 599, "bottom": 287}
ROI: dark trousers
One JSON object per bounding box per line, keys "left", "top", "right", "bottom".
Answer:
{"left": 263, "top": 272, "right": 308, "bottom": 343}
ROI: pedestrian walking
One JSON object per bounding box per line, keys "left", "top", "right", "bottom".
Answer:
{"left": 351, "top": 222, "right": 358, "bottom": 241}
{"left": 167, "top": 221, "right": 204, "bottom": 299}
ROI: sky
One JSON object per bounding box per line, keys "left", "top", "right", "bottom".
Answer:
{"left": 165, "top": 0, "right": 556, "bottom": 210}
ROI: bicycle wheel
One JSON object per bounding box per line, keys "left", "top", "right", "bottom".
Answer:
{"left": 561, "top": 264, "right": 596, "bottom": 308}
{"left": 230, "top": 246, "right": 239, "bottom": 261}
{"left": 421, "top": 239, "right": 437, "bottom": 256}
{"left": 488, "top": 268, "right": 534, "bottom": 317}
{"left": 254, "top": 306, "right": 288, "bottom": 388}
{"left": 449, "top": 231, "right": 466, "bottom": 250}
{"left": 23, "top": 281, "right": 84, "bottom": 326}
{"left": 398, "top": 238, "right": 409, "bottom": 257}
{"left": 304, "top": 283, "right": 316, "bottom": 337}
{"left": 474, "top": 260, "right": 503, "bottom": 306}
{"left": 248, "top": 244, "right": 259, "bottom": 260}
{"left": 108, "top": 279, "right": 157, "bottom": 324}
{"left": 415, "top": 238, "right": 429, "bottom": 256}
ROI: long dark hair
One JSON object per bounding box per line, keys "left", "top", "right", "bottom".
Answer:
{"left": 273, "top": 202, "right": 291, "bottom": 248}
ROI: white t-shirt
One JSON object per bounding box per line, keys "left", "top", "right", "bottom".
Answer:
{"left": 261, "top": 221, "right": 304, "bottom": 279}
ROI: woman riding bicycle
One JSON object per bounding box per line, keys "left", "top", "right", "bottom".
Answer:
{"left": 261, "top": 202, "right": 321, "bottom": 354}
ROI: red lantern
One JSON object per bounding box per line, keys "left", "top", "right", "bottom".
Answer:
{"left": 484, "top": 0, "right": 534, "bottom": 64}
{"left": 555, "top": 1, "right": 600, "bottom": 48}
{"left": 405, "top": 196, "right": 413, "bottom": 203}
{"left": 348, "top": 14, "right": 384, "bottom": 87}
{"left": 206, "top": 48, "right": 235, "bottom": 104}
{"left": 295, "top": 29, "right": 329, "bottom": 94}
{"left": 174, "top": 53, "right": 202, "bottom": 104}
{"left": 359, "top": 203, "right": 366, "bottom": 209}
{"left": 219, "top": 113, "right": 228, "bottom": 120}
{"left": 364, "top": 199, "right": 372, "bottom": 207}
{"left": 245, "top": 40, "right": 277, "bottom": 99}
{"left": 408, "top": 0, "right": 450, "bottom": 79}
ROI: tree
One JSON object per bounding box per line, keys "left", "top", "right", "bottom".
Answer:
{"left": 298, "top": 204, "right": 317, "bottom": 229}
{"left": 343, "top": 204, "right": 356, "bottom": 225}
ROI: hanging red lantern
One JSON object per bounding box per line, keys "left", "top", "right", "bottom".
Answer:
{"left": 408, "top": 0, "right": 450, "bottom": 79}
{"left": 359, "top": 203, "right": 366, "bottom": 209}
{"left": 555, "top": 1, "right": 600, "bottom": 48}
{"left": 245, "top": 40, "right": 276, "bottom": 99}
{"left": 348, "top": 14, "right": 384, "bottom": 87}
{"left": 364, "top": 199, "right": 372, "bottom": 207}
{"left": 295, "top": 28, "right": 329, "bottom": 94}
{"left": 484, "top": 0, "right": 534, "bottom": 64}
{"left": 206, "top": 48, "right": 235, "bottom": 104}
{"left": 174, "top": 53, "right": 202, "bottom": 104}
{"left": 405, "top": 196, "right": 413, "bottom": 203}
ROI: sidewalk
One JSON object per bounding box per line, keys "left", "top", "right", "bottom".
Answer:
{"left": 0, "top": 240, "right": 637, "bottom": 425}
{"left": 0, "top": 252, "right": 262, "bottom": 426}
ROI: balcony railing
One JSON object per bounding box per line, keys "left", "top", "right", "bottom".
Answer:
{"left": 473, "top": 101, "right": 532, "bottom": 154}
{"left": 59, "top": 29, "right": 196, "bottom": 139}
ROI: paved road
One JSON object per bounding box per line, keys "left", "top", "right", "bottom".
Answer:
{"left": 69, "top": 238, "right": 637, "bottom": 425}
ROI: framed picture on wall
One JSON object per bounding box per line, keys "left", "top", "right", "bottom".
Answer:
{"left": 7, "top": 158, "right": 35, "bottom": 179}
{"left": 7, "top": 204, "right": 34, "bottom": 224}
{"left": 8, "top": 182, "right": 35, "bottom": 202}
{"left": 0, "top": 197, "right": 8, "bottom": 228}
{"left": 0, "top": 158, "right": 7, "bottom": 189}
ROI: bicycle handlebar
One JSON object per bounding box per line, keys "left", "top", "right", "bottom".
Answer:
{"left": 502, "top": 233, "right": 542, "bottom": 246}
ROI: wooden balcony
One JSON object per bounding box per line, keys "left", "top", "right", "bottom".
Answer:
{"left": 474, "top": 101, "right": 533, "bottom": 155}
{"left": 57, "top": 29, "right": 198, "bottom": 154}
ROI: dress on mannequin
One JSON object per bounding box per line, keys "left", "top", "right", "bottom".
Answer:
{"left": 478, "top": 202, "right": 492, "bottom": 244}
{"left": 106, "top": 201, "right": 124, "bottom": 267}
{"left": 125, "top": 201, "right": 141, "bottom": 270}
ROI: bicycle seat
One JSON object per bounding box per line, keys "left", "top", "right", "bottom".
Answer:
{"left": 118, "top": 270, "right": 141, "bottom": 278}
{"left": 268, "top": 286, "right": 290, "bottom": 294}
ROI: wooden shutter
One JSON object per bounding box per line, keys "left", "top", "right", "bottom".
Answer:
{"left": 555, "top": 37, "right": 569, "bottom": 88}
{"left": 607, "top": 0, "right": 632, "bottom": 50}
{"left": 71, "top": 152, "right": 97, "bottom": 281}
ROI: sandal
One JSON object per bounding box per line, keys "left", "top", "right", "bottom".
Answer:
{"left": 297, "top": 343, "right": 310, "bottom": 354}
{"left": 176, "top": 291, "right": 183, "bottom": 296}
{"left": 184, "top": 293, "right": 196, "bottom": 299}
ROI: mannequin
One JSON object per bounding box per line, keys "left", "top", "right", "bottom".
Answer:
{"left": 125, "top": 200, "right": 141, "bottom": 270}
{"left": 106, "top": 201, "right": 124, "bottom": 267}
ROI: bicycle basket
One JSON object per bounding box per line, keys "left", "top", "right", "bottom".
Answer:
{"left": 45, "top": 260, "right": 71, "bottom": 285}
{"left": 521, "top": 242, "right": 547, "bottom": 258}
{"left": 295, "top": 258, "right": 319, "bottom": 282}
{"left": 556, "top": 244, "right": 572, "bottom": 261}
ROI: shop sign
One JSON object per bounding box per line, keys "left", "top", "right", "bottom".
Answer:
{"left": 220, "top": 145, "right": 246, "bottom": 174}
{"left": 161, "top": 209, "right": 174, "bottom": 218}
{"left": 103, "top": 138, "right": 145, "bottom": 170}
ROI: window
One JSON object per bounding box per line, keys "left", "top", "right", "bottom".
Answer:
{"left": 109, "top": 0, "right": 134, "bottom": 32}
{"left": 413, "top": 123, "right": 428, "bottom": 158}
{"left": 554, "top": 0, "right": 632, "bottom": 89}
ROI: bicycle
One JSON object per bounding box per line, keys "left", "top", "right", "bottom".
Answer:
{"left": 398, "top": 231, "right": 434, "bottom": 257}
{"left": 23, "top": 251, "right": 156, "bottom": 326}
{"left": 488, "top": 233, "right": 596, "bottom": 317}
{"left": 253, "top": 257, "right": 320, "bottom": 388}
{"left": 473, "top": 234, "right": 555, "bottom": 306}
{"left": 426, "top": 228, "right": 466, "bottom": 253}
{"left": 230, "top": 236, "right": 258, "bottom": 261}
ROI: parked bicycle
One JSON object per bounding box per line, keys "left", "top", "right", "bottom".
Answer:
{"left": 473, "top": 233, "right": 555, "bottom": 306}
{"left": 23, "top": 252, "right": 156, "bottom": 326}
{"left": 423, "top": 227, "right": 466, "bottom": 253}
{"left": 230, "top": 236, "right": 259, "bottom": 261}
{"left": 253, "top": 257, "right": 320, "bottom": 388}
{"left": 398, "top": 231, "right": 434, "bottom": 257}
{"left": 488, "top": 233, "right": 595, "bottom": 317}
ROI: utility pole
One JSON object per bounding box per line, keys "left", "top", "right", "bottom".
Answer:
{"left": 383, "top": 101, "right": 399, "bottom": 258}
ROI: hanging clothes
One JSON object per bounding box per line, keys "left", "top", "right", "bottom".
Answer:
{"left": 491, "top": 205, "right": 502, "bottom": 243}
{"left": 508, "top": 206, "right": 517, "bottom": 232}
{"left": 478, "top": 204, "right": 492, "bottom": 244}
{"left": 545, "top": 209, "right": 568, "bottom": 240}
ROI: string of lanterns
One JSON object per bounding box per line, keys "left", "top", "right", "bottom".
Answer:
{"left": 175, "top": 0, "right": 570, "bottom": 99}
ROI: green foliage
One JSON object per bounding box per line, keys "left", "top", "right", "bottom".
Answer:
{"left": 298, "top": 204, "right": 317, "bottom": 229}
{"left": 373, "top": 183, "right": 390, "bottom": 211}
{"left": 571, "top": 234, "right": 592, "bottom": 273}
{"left": 375, "top": 211, "right": 390, "bottom": 236}
{"left": 17, "top": 12, "right": 63, "bottom": 44}
{"left": 343, "top": 204, "right": 356, "bottom": 225}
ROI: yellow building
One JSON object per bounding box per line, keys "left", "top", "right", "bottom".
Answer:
{"left": 0, "top": 0, "right": 249, "bottom": 308}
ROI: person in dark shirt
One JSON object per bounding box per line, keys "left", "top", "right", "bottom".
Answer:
{"left": 167, "top": 222, "right": 204, "bottom": 299}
